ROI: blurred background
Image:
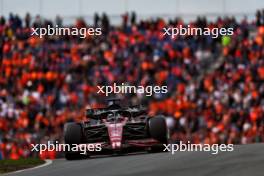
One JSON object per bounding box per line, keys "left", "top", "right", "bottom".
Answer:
{"left": 0, "top": 0, "right": 264, "bottom": 160}
{"left": 1, "top": 0, "right": 264, "bottom": 23}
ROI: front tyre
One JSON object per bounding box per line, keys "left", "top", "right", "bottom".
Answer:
{"left": 148, "top": 116, "right": 170, "bottom": 152}
{"left": 64, "top": 122, "right": 85, "bottom": 160}
{"left": 148, "top": 116, "right": 169, "bottom": 143}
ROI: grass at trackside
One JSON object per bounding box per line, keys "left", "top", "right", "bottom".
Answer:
{"left": 0, "top": 158, "right": 45, "bottom": 173}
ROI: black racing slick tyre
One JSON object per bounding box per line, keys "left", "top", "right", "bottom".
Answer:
{"left": 64, "top": 122, "right": 84, "bottom": 160}
{"left": 148, "top": 116, "right": 169, "bottom": 144}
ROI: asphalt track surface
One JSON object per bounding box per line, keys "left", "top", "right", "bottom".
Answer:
{"left": 5, "top": 143, "right": 264, "bottom": 176}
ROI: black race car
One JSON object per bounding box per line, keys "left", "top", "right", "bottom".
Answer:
{"left": 64, "top": 99, "right": 169, "bottom": 160}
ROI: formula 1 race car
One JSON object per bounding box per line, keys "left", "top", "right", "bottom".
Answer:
{"left": 64, "top": 99, "right": 170, "bottom": 160}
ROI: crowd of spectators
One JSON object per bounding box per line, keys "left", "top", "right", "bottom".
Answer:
{"left": 0, "top": 10, "right": 264, "bottom": 159}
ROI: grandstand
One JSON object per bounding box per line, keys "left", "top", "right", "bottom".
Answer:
{"left": 0, "top": 1, "right": 264, "bottom": 159}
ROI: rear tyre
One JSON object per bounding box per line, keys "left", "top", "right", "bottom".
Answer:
{"left": 64, "top": 122, "right": 85, "bottom": 160}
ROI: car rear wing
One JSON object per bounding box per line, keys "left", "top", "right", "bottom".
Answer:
{"left": 85, "top": 106, "right": 147, "bottom": 119}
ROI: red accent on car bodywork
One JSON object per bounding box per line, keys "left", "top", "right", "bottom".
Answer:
{"left": 105, "top": 120, "right": 126, "bottom": 149}
{"left": 126, "top": 139, "right": 159, "bottom": 147}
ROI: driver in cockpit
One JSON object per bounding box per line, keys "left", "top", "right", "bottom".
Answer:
{"left": 107, "top": 113, "right": 115, "bottom": 121}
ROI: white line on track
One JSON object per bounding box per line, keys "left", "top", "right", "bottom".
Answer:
{"left": 3, "top": 159, "right": 53, "bottom": 175}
